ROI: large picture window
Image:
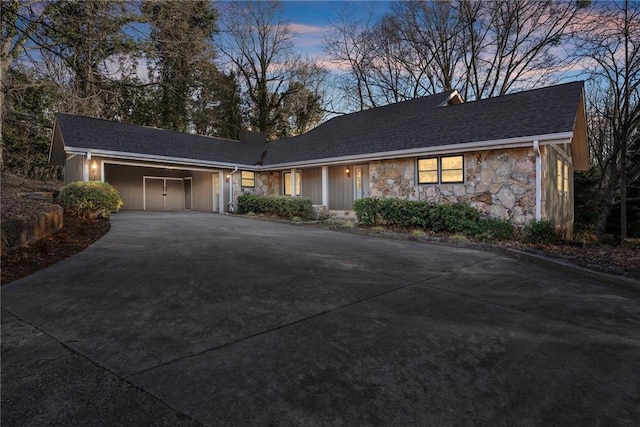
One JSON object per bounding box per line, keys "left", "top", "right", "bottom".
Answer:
{"left": 241, "top": 171, "right": 255, "bottom": 188}
{"left": 283, "top": 171, "right": 301, "bottom": 196}
{"left": 417, "top": 155, "right": 464, "bottom": 184}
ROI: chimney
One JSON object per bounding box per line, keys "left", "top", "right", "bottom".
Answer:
{"left": 240, "top": 130, "right": 266, "bottom": 144}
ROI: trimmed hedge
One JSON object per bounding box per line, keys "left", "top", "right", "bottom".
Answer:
{"left": 57, "top": 181, "right": 123, "bottom": 219}
{"left": 237, "top": 194, "right": 313, "bottom": 219}
{"left": 354, "top": 197, "right": 514, "bottom": 240}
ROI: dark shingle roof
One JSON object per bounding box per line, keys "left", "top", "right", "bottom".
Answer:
{"left": 263, "top": 81, "right": 584, "bottom": 165}
{"left": 55, "top": 81, "right": 584, "bottom": 167}
{"left": 55, "top": 114, "right": 265, "bottom": 165}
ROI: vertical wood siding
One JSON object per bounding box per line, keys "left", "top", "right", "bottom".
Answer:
{"left": 190, "top": 171, "right": 214, "bottom": 212}
{"left": 64, "top": 155, "right": 84, "bottom": 183}
{"left": 301, "top": 168, "right": 322, "bottom": 204}
{"left": 329, "top": 166, "right": 354, "bottom": 210}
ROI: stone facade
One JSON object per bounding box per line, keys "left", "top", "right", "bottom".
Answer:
{"left": 369, "top": 148, "right": 537, "bottom": 225}
{"left": 242, "top": 171, "right": 281, "bottom": 197}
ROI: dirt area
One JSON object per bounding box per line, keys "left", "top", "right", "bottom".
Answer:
{"left": 2, "top": 174, "right": 639, "bottom": 285}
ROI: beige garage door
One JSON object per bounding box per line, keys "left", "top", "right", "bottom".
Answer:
{"left": 144, "top": 177, "right": 184, "bottom": 211}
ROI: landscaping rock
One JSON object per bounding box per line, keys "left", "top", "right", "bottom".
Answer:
{"left": 1, "top": 205, "right": 63, "bottom": 256}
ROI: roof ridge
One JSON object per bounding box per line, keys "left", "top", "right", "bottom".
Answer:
{"left": 458, "top": 81, "right": 584, "bottom": 106}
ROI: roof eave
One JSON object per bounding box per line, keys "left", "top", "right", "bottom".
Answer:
{"left": 260, "top": 132, "right": 574, "bottom": 170}
{"left": 64, "top": 147, "right": 257, "bottom": 170}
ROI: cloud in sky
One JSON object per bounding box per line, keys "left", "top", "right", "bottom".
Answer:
{"left": 289, "top": 22, "right": 330, "bottom": 58}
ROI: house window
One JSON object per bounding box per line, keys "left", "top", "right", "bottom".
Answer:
{"left": 441, "top": 155, "right": 464, "bottom": 183}
{"left": 283, "top": 171, "right": 301, "bottom": 196}
{"left": 418, "top": 158, "right": 438, "bottom": 184}
{"left": 557, "top": 159, "right": 569, "bottom": 195}
{"left": 417, "top": 155, "right": 464, "bottom": 184}
{"left": 241, "top": 171, "right": 255, "bottom": 188}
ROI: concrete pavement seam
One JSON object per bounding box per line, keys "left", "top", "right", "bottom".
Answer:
{"left": 0, "top": 307, "right": 205, "bottom": 426}
{"left": 124, "top": 275, "right": 440, "bottom": 380}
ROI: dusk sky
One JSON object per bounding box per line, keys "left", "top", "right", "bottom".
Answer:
{"left": 276, "top": 1, "right": 393, "bottom": 58}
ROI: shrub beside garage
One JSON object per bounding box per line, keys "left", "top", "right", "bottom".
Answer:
{"left": 57, "top": 181, "right": 123, "bottom": 219}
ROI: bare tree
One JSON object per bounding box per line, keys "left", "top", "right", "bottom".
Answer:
{"left": 323, "top": 3, "right": 379, "bottom": 111}
{"left": 392, "top": 1, "right": 465, "bottom": 95}
{"left": 458, "top": 0, "right": 582, "bottom": 100}
{"left": 577, "top": 1, "right": 640, "bottom": 240}
{"left": 217, "top": 0, "right": 317, "bottom": 137}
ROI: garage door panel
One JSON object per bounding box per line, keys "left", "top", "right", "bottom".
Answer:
{"left": 145, "top": 178, "right": 165, "bottom": 211}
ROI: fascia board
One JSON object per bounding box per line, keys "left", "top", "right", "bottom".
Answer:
{"left": 63, "top": 147, "right": 259, "bottom": 171}
{"left": 102, "top": 159, "right": 233, "bottom": 173}
{"left": 260, "top": 132, "right": 574, "bottom": 170}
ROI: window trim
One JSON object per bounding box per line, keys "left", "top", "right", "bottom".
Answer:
{"left": 241, "top": 171, "right": 255, "bottom": 188}
{"left": 440, "top": 155, "right": 465, "bottom": 184}
{"left": 417, "top": 157, "right": 439, "bottom": 184}
{"left": 283, "top": 171, "right": 301, "bottom": 196}
{"left": 417, "top": 155, "right": 465, "bottom": 185}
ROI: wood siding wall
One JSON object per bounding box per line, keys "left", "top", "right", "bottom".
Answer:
{"left": 64, "top": 155, "right": 84, "bottom": 183}
{"left": 301, "top": 168, "right": 322, "bottom": 204}
{"left": 541, "top": 145, "right": 574, "bottom": 237}
{"left": 190, "top": 171, "right": 215, "bottom": 212}
{"left": 329, "top": 166, "right": 353, "bottom": 210}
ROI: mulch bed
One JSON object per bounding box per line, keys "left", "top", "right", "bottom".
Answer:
{"left": 1, "top": 213, "right": 110, "bottom": 285}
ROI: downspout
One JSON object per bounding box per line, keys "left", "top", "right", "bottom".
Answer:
{"left": 533, "top": 140, "right": 541, "bottom": 220}
{"left": 228, "top": 166, "right": 238, "bottom": 213}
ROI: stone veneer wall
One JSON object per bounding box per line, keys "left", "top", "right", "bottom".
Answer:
{"left": 369, "top": 148, "right": 537, "bottom": 225}
{"left": 240, "top": 171, "right": 281, "bottom": 198}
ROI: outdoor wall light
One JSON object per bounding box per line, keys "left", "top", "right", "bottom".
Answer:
{"left": 91, "top": 161, "right": 98, "bottom": 178}
{"left": 345, "top": 167, "right": 350, "bottom": 177}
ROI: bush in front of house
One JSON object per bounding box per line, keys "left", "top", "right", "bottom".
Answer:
{"left": 476, "top": 218, "right": 516, "bottom": 241}
{"left": 57, "top": 181, "right": 123, "bottom": 219}
{"left": 237, "top": 194, "right": 313, "bottom": 219}
{"left": 523, "top": 219, "right": 559, "bottom": 244}
{"left": 355, "top": 197, "right": 486, "bottom": 235}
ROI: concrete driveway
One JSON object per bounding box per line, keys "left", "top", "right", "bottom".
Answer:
{"left": 2, "top": 211, "right": 640, "bottom": 425}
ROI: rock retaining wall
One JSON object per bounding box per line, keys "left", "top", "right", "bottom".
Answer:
{"left": 1, "top": 205, "right": 63, "bottom": 256}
